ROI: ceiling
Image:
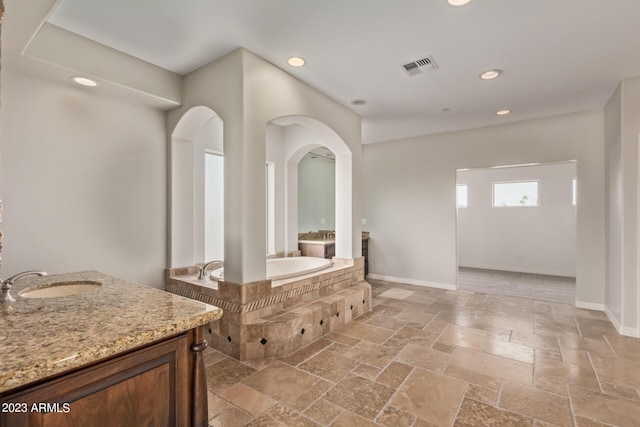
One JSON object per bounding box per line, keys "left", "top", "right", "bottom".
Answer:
{"left": 9, "top": 0, "right": 640, "bottom": 144}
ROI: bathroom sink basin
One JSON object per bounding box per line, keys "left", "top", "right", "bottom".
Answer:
{"left": 19, "top": 281, "right": 102, "bottom": 299}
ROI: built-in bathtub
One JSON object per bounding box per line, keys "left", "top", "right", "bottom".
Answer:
{"left": 210, "top": 256, "right": 332, "bottom": 282}
{"left": 165, "top": 256, "right": 369, "bottom": 360}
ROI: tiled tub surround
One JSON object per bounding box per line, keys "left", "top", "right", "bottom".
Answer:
{"left": 0, "top": 270, "right": 222, "bottom": 394}
{"left": 166, "top": 257, "right": 371, "bottom": 360}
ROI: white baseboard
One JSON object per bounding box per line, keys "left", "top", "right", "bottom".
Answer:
{"left": 367, "top": 274, "right": 456, "bottom": 291}
{"left": 575, "top": 300, "right": 605, "bottom": 311}
{"left": 459, "top": 263, "right": 576, "bottom": 278}
{"left": 604, "top": 306, "right": 623, "bottom": 333}
{"left": 604, "top": 306, "right": 640, "bottom": 338}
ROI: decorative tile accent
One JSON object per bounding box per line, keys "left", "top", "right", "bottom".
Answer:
{"left": 260, "top": 338, "right": 268, "bottom": 345}
{"left": 166, "top": 259, "right": 370, "bottom": 360}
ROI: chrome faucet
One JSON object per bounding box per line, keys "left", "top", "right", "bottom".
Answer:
{"left": 1, "top": 270, "right": 48, "bottom": 303}
{"left": 198, "top": 260, "right": 222, "bottom": 280}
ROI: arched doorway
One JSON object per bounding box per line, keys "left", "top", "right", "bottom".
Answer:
{"left": 170, "top": 106, "right": 223, "bottom": 267}
{"left": 268, "top": 115, "right": 353, "bottom": 261}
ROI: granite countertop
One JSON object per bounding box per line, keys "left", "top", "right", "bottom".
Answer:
{"left": 0, "top": 270, "right": 223, "bottom": 394}
{"left": 298, "top": 239, "right": 335, "bottom": 245}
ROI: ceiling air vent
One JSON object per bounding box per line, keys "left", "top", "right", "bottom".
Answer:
{"left": 402, "top": 55, "right": 438, "bottom": 76}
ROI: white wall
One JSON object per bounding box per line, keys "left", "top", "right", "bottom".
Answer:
{"left": 604, "top": 75, "right": 640, "bottom": 337}
{"left": 457, "top": 163, "right": 576, "bottom": 277}
{"left": 605, "top": 84, "right": 623, "bottom": 325}
{"left": 1, "top": 70, "right": 167, "bottom": 287}
{"left": 363, "top": 110, "right": 605, "bottom": 305}
{"left": 298, "top": 156, "right": 335, "bottom": 232}
{"left": 167, "top": 48, "right": 362, "bottom": 284}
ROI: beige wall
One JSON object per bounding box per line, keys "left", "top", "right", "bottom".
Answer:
{"left": 363, "top": 110, "right": 605, "bottom": 305}
{"left": 1, "top": 69, "right": 167, "bottom": 286}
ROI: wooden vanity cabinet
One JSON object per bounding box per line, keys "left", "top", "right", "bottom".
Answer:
{"left": 0, "top": 327, "right": 208, "bottom": 427}
{"left": 299, "top": 239, "right": 369, "bottom": 275}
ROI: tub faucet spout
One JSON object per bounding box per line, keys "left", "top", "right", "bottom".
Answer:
{"left": 1, "top": 270, "right": 48, "bottom": 304}
{"left": 198, "top": 260, "right": 223, "bottom": 280}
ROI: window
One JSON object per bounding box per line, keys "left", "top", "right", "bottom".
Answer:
{"left": 572, "top": 178, "right": 577, "bottom": 206}
{"left": 457, "top": 184, "right": 468, "bottom": 208}
{"left": 493, "top": 181, "right": 539, "bottom": 207}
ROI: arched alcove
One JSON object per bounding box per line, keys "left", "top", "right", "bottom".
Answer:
{"left": 170, "top": 106, "right": 223, "bottom": 267}
{"left": 269, "top": 115, "right": 353, "bottom": 260}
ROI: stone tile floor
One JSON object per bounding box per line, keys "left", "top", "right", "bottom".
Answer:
{"left": 204, "top": 278, "right": 640, "bottom": 426}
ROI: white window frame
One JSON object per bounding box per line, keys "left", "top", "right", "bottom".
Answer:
{"left": 492, "top": 180, "right": 539, "bottom": 208}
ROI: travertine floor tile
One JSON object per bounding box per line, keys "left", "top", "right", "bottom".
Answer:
{"left": 375, "top": 361, "right": 414, "bottom": 388}
{"left": 325, "top": 374, "right": 394, "bottom": 420}
{"left": 376, "top": 405, "right": 415, "bottom": 426}
{"left": 433, "top": 310, "right": 475, "bottom": 327}
{"left": 208, "top": 405, "right": 252, "bottom": 427}
{"left": 366, "top": 314, "right": 409, "bottom": 331}
{"left": 207, "top": 392, "right": 234, "bottom": 421}
{"left": 242, "top": 361, "right": 331, "bottom": 411}
{"left": 573, "top": 416, "right": 612, "bottom": 426}
{"left": 534, "top": 356, "right": 599, "bottom": 390}
{"left": 384, "top": 325, "right": 440, "bottom": 349}
{"left": 446, "top": 347, "right": 533, "bottom": 387}
{"left": 352, "top": 363, "right": 382, "bottom": 379}
{"left": 278, "top": 338, "right": 332, "bottom": 366}
{"left": 299, "top": 350, "right": 359, "bottom": 382}
{"left": 605, "top": 334, "right": 640, "bottom": 359}
{"left": 206, "top": 358, "right": 257, "bottom": 392}
{"left": 331, "top": 411, "right": 378, "bottom": 427}
{"left": 303, "top": 399, "right": 343, "bottom": 425}
{"left": 569, "top": 384, "right": 640, "bottom": 427}
{"left": 465, "top": 383, "right": 499, "bottom": 405}
{"left": 343, "top": 341, "right": 400, "bottom": 368}
{"left": 510, "top": 330, "right": 560, "bottom": 352}
{"left": 245, "top": 404, "right": 319, "bottom": 427}
{"left": 395, "top": 311, "right": 436, "bottom": 327}
{"left": 395, "top": 344, "right": 450, "bottom": 373}
{"left": 600, "top": 381, "right": 640, "bottom": 402}
{"left": 203, "top": 349, "right": 227, "bottom": 367}
{"left": 391, "top": 368, "right": 466, "bottom": 425}
{"left": 559, "top": 333, "right": 614, "bottom": 356}
{"left": 482, "top": 338, "right": 534, "bottom": 363}
{"left": 325, "top": 332, "right": 361, "bottom": 347}
{"left": 455, "top": 397, "right": 534, "bottom": 426}
{"left": 336, "top": 321, "right": 395, "bottom": 344}
{"left": 499, "top": 381, "right": 573, "bottom": 426}
{"left": 377, "top": 288, "right": 415, "bottom": 300}
{"left": 205, "top": 278, "right": 640, "bottom": 426}
{"left": 590, "top": 353, "right": 640, "bottom": 389}
{"left": 434, "top": 324, "right": 487, "bottom": 351}
{"left": 217, "top": 382, "right": 275, "bottom": 416}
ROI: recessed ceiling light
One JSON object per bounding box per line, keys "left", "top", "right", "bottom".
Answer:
{"left": 447, "top": 0, "right": 473, "bottom": 6}
{"left": 71, "top": 76, "right": 98, "bottom": 87}
{"left": 496, "top": 109, "right": 511, "bottom": 116}
{"left": 480, "top": 69, "right": 502, "bottom": 80}
{"left": 351, "top": 99, "right": 366, "bottom": 106}
{"left": 287, "top": 56, "right": 306, "bottom": 67}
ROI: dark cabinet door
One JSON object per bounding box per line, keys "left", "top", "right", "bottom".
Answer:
{"left": 1, "top": 334, "right": 190, "bottom": 427}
